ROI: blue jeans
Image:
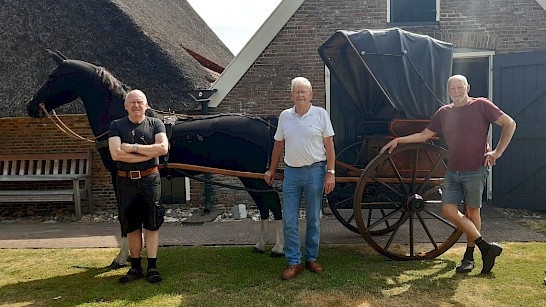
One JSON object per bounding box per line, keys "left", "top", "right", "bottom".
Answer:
{"left": 442, "top": 167, "right": 489, "bottom": 208}
{"left": 283, "top": 161, "right": 325, "bottom": 265}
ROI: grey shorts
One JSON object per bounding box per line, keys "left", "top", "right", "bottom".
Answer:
{"left": 442, "top": 167, "right": 489, "bottom": 208}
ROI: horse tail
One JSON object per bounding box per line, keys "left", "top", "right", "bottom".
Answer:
{"left": 263, "top": 115, "right": 278, "bottom": 169}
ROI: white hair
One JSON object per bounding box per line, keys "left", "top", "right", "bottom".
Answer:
{"left": 447, "top": 75, "right": 468, "bottom": 87}
{"left": 290, "top": 77, "right": 312, "bottom": 92}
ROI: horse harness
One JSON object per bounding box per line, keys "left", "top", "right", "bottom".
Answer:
{"left": 42, "top": 108, "right": 278, "bottom": 192}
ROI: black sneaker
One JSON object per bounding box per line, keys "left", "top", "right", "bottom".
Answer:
{"left": 119, "top": 267, "right": 143, "bottom": 284}
{"left": 455, "top": 259, "right": 474, "bottom": 273}
{"left": 481, "top": 243, "right": 503, "bottom": 274}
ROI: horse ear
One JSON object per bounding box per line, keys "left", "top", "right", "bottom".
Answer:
{"left": 55, "top": 50, "right": 67, "bottom": 60}
{"left": 46, "top": 49, "right": 66, "bottom": 64}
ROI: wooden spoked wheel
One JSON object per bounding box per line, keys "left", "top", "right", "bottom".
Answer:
{"left": 327, "top": 138, "right": 394, "bottom": 236}
{"left": 326, "top": 141, "right": 363, "bottom": 233}
{"left": 327, "top": 180, "right": 401, "bottom": 235}
{"left": 353, "top": 143, "right": 463, "bottom": 260}
{"left": 326, "top": 181, "right": 360, "bottom": 233}
{"left": 326, "top": 141, "right": 397, "bottom": 235}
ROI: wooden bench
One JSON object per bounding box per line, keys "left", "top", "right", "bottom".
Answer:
{"left": 0, "top": 152, "right": 93, "bottom": 220}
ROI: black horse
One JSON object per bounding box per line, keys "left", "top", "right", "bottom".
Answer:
{"left": 26, "top": 51, "right": 284, "bottom": 267}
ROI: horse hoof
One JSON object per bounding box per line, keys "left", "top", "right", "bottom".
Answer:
{"left": 109, "top": 260, "right": 128, "bottom": 270}
{"left": 252, "top": 247, "right": 266, "bottom": 254}
{"left": 270, "top": 251, "right": 284, "bottom": 258}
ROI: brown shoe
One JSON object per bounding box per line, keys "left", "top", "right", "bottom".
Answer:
{"left": 282, "top": 264, "right": 302, "bottom": 280}
{"left": 305, "top": 261, "right": 324, "bottom": 273}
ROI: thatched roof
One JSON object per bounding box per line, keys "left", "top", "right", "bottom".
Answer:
{"left": 0, "top": 0, "right": 233, "bottom": 117}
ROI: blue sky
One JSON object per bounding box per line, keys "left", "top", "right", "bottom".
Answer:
{"left": 187, "top": 0, "right": 283, "bottom": 55}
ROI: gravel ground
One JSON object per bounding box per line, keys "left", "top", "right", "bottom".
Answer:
{"left": 0, "top": 205, "right": 310, "bottom": 224}
{"left": 0, "top": 206, "right": 257, "bottom": 224}
{"left": 0, "top": 205, "right": 543, "bottom": 225}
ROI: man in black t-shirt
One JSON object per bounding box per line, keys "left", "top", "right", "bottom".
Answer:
{"left": 108, "top": 89, "right": 168, "bottom": 284}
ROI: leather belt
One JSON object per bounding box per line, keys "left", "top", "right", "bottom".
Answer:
{"left": 289, "top": 161, "right": 326, "bottom": 168}
{"left": 117, "top": 166, "right": 159, "bottom": 179}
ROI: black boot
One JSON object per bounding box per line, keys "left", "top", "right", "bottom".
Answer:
{"left": 475, "top": 237, "right": 503, "bottom": 274}
{"left": 455, "top": 246, "right": 475, "bottom": 273}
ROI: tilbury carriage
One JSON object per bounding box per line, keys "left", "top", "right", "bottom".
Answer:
{"left": 318, "top": 28, "right": 459, "bottom": 261}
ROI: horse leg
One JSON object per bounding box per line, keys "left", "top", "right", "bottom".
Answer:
{"left": 109, "top": 231, "right": 147, "bottom": 269}
{"left": 270, "top": 219, "right": 285, "bottom": 257}
{"left": 252, "top": 219, "right": 267, "bottom": 253}
{"left": 253, "top": 219, "right": 285, "bottom": 257}
{"left": 240, "top": 178, "right": 284, "bottom": 256}
{"left": 108, "top": 173, "right": 130, "bottom": 269}
{"left": 109, "top": 236, "right": 130, "bottom": 269}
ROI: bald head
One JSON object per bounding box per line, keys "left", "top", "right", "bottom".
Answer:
{"left": 124, "top": 89, "right": 149, "bottom": 122}
{"left": 447, "top": 75, "right": 469, "bottom": 88}
{"left": 125, "top": 89, "right": 147, "bottom": 104}
{"left": 447, "top": 75, "right": 471, "bottom": 105}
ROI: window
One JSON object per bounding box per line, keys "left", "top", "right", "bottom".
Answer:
{"left": 388, "top": 0, "right": 439, "bottom": 25}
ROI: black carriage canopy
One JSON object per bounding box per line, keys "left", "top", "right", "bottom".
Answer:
{"left": 318, "top": 28, "right": 454, "bottom": 119}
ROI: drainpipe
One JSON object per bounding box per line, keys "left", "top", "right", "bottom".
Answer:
{"left": 187, "top": 89, "right": 217, "bottom": 213}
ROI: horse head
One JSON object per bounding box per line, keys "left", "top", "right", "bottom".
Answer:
{"left": 26, "top": 50, "right": 131, "bottom": 140}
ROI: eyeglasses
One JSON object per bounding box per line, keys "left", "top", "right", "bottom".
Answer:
{"left": 293, "top": 90, "right": 311, "bottom": 95}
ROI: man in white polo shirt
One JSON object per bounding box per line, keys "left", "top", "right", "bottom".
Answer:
{"left": 265, "top": 76, "right": 336, "bottom": 280}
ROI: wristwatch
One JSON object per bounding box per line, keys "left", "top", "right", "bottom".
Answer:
{"left": 327, "top": 169, "right": 335, "bottom": 175}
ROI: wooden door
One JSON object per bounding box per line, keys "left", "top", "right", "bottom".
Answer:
{"left": 492, "top": 51, "right": 546, "bottom": 211}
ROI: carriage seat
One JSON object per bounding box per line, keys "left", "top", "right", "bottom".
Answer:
{"left": 388, "top": 118, "right": 439, "bottom": 142}
{"left": 349, "top": 119, "right": 436, "bottom": 170}
{"left": 389, "top": 119, "right": 431, "bottom": 137}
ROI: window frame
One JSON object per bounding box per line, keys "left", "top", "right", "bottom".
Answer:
{"left": 387, "top": 0, "right": 440, "bottom": 26}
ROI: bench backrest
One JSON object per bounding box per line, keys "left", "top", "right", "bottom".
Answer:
{"left": 0, "top": 152, "right": 91, "bottom": 176}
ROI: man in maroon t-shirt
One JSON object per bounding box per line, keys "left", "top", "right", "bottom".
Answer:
{"left": 381, "top": 75, "right": 516, "bottom": 274}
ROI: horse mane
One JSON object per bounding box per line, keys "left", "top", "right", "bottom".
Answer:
{"left": 94, "top": 66, "right": 166, "bottom": 119}
{"left": 96, "top": 67, "right": 131, "bottom": 99}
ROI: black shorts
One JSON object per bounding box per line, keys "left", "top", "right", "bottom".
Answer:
{"left": 116, "top": 172, "right": 165, "bottom": 236}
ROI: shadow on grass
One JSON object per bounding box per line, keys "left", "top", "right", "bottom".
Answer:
{"left": 0, "top": 245, "right": 472, "bottom": 306}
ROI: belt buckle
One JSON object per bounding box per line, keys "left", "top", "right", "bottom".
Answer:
{"left": 129, "top": 170, "right": 141, "bottom": 179}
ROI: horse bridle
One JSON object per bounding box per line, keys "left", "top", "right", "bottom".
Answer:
{"left": 38, "top": 103, "right": 108, "bottom": 143}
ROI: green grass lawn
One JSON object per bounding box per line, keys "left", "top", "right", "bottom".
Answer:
{"left": 1, "top": 241, "right": 545, "bottom": 307}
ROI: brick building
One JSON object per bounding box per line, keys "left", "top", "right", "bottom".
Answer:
{"left": 206, "top": 0, "right": 546, "bottom": 210}
{"left": 2, "top": 0, "right": 546, "bottom": 214}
